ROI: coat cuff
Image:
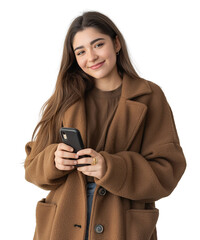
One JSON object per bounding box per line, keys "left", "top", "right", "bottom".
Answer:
{"left": 94, "top": 151, "right": 127, "bottom": 193}
{"left": 25, "top": 142, "right": 73, "bottom": 189}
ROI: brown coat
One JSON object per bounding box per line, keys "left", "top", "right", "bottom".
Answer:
{"left": 24, "top": 74, "right": 186, "bottom": 240}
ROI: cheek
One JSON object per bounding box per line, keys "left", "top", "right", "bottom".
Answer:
{"left": 107, "top": 52, "right": 117, "bottom": 66}
{"left": 75, "top": 57, "right": 84, "bottom": 69}
{"left": 104, "top": 47, "right": 117, "bottom": 64}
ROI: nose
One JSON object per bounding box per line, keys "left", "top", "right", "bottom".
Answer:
{"left": 88, "top": 49, "right": 98, "bottom": 62}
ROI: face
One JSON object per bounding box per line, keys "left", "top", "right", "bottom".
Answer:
{"left": 72, "top": 27, "right": 121, "bottom": 80}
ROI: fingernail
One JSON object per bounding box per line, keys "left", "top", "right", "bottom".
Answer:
{"left": 74, "top": 161, "right": 77, "bottom": 164}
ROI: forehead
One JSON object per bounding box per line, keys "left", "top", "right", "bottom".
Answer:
{"left": 73, "top": 27, "right": 110, "bottom": 48}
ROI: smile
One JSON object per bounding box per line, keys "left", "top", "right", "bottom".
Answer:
{"left": 90, "top": 61, "right": 105, "bottom": 70}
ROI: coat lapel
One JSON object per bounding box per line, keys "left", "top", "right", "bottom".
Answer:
{"left": 104, "top": 74, "right": 152, "bottom": 152}
{"left": 63, "top": 74, "right": 152, "bottom": 153}
{"left": 104, "top": 98, "right": 148, "bottom": 152}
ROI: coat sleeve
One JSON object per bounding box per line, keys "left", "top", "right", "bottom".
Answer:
{"left": 95, "top": 82, "right": 186, "bottom": 202}
{"left": 24, "top": 141, "right": 74, "bottom": 190}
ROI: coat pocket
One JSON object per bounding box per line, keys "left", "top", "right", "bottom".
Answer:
{"left": 34, "top": 198, "right": 57, "bottom": 240}
{"left": 126, "top": 208, "right": 159, "bottom": 240}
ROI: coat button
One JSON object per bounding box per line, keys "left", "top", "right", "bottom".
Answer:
{"left": 95, "top": 224, "right": 104, "bottom": 234}
{"left": 98, "top": 187, "right": 107, "bottom": 196}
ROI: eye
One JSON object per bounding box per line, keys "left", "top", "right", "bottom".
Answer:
{"left": 95, "top": 42, "right": 104, "bottom": 48}
{"left": 77, "top": 50, "right": 85, "bottom": 56}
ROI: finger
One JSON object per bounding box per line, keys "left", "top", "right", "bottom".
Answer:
{"left": 55, "top": 163, "right": 75, "bottom": 171}
{"left": 77, "top": 165, "right": 98, "bottom": 172}
{"left": 55, "top": 150, "right": 78, "bottom": 159}
{"left": 81, "top": 171, "right": 97, "bottom": 176}
{"left": 55, "top": 157, "right": 77, "bottom": 166}
{"left": 76, "top": 157, "right": 92, "bottom": 164}
{"left": 77, "top": 148, "right": 95, "bottom": 157}
{"left": 57, "top": 143, "right": 74, "bottom": 152}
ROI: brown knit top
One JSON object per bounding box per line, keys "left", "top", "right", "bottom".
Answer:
{"left": 85, "top": 84, "right": 122, "bottom": 182}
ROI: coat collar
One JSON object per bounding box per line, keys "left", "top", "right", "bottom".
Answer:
{"left": 121, "top": 74, "right": 152, "bottom": 99}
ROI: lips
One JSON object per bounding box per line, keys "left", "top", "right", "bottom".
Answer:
{"left": 90, "top": 61, "right": 105, "bottom": 70}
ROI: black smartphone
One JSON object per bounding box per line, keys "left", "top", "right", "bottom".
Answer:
{"left": 60, "top": 127, "right": 91, "bottom": 167}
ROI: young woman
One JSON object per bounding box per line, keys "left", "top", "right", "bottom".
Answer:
{"left": 24, "top": 11, "right": 186, "bottom": 240}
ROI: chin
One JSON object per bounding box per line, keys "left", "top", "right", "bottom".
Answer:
{"left": 89, "top": 70, "right": 111, "bottom": 80}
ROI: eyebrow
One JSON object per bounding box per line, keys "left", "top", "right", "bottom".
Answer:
{"left": 73, "top": 38, "right": 105, "bottom": 52}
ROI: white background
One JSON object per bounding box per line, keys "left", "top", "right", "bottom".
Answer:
{"left": 0, "top": 0, "right": 199, "bottom": 239}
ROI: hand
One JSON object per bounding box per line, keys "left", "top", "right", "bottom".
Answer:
{"left": 76, "top": 148, "right": 107, "bottom": 180}
{"left": 54, "top": 143, "right": 78, "bottom": 170}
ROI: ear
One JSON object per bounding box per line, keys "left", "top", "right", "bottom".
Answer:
{"left": 114, "top": 35, "right": 121, "bottom": 53}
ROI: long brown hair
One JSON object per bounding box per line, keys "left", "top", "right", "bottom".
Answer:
{"left": 31, "top": 11, "right": 141, "bottom": 156}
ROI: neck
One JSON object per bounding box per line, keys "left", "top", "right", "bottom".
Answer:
{"left": 94, "top": 68, "right": 122, "bottom": 91}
